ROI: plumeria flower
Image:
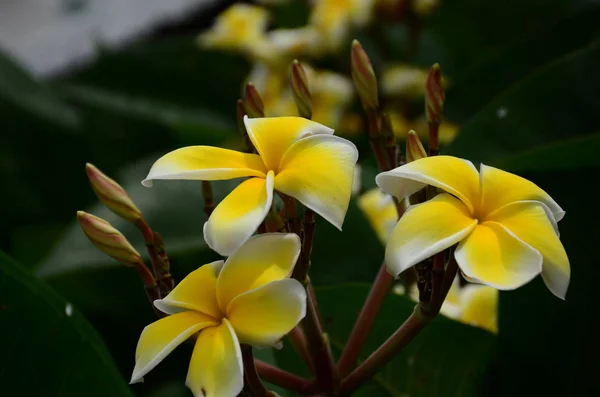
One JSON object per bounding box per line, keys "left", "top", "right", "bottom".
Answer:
{"left": 143, "top": 116, "right": 358, "bottom": 255}
{"left": 377, "top": 156, "right": 570, "bottom": 298}
{"left": 358, "top": 188, "right": 397, "bottom": 244}
{"left": 395, "top": 277, "right": 498, "bottom": 333}
{"left": 309, "top": 0, "right": 376, "bottom": 52}
{"left": 381, "top": 64, "right": 431, "bottom": 99}
{"left": 197, "top": 4, "right": 270, "bottom": 57}
{"left": 130, "top": 233, "right": 306, "bottom": 397}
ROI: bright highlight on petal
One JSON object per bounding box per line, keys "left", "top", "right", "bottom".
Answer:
{"left": 217, "top": 233, "right": 301, "bottom": 311}
{"left": 459, "top": 285, "right": 499, "bottom": 334}
{"left": 456, "top": 222, "right": 543, "bottom": 290}
{"left": 244, "top": 116, "right": 334, "bottom": 171}
{"left": 480, "top": 164, "right": 565, "bottom": 221}
{"left": 385, "top": 194, "right": 477, "bottom": 277}
{"left": 142, "top": 146, "right": 267, "bottom": 187}
{"left": 203, "top": 172, "right": 274, "bottom": 256}
{"left": 154, "top": 261, "right": 222, "bottom": 318}
{"left": 275, "top": 134, "right": 359, "bottom": 229}
{"left": 227, "top": 279, "right": 307, "bottom": 348}
{"left": 376, "top": 156, "right": 481, "bottom": 213}
{"left": 487, "top": 201, "right": 570, "bottom": 299}
{"left": 186, "top": 320, "right": 243, "bottom": 397}
{"left": 130, "top": 311, "right": 217, "bottom": 384}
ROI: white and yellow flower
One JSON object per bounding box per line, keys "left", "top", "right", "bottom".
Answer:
{"left": 382, "top": 64, "right": 430, "bottom": 99}
{"left": 143, "top": 117, "right": 358, "bottom": 255}
{"left": 130, "top": 233, "right": 306, "bottom": 397}
{"left": 197, "top": 4, "right": 270, "bottom": 58}
{"left": 309, "top": 0, "right": 376, "bottom": 52}
{"left": 377, "top": 156, "right": 570, "bottom": 298}
{"left": 357, "top": 188, "right": 397, "bottom": 244}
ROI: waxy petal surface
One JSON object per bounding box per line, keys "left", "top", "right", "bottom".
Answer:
{"left": 275, "top": 134, "right": 358, "bottom": 230}
{"left": 385, "top": 194, "right": 477, "bottom": 277}
{"left": 154, "top": 261, "right": 222, "bottom": 318}
{"left": 376, "top": 156, "right": 481, "bottom": 214}
{"left": 456, "top": 222, "right": 543, "bottom": 290}
{"left": 130, "top": 311, "right": 217, "bottom": 383}
{"left": 244, "top": 116, "right": 333, "bottom": 171}
{"left": 142, "top": 146, "right": 266, "bottom": 187}
{"left": 204, "top": 172, "right": 274, "bottom": 256}
{"left": 227, "top": 279, "right": 307, "bottom": 348}
{"left": 217, "top": 233, "right": 301, "bottom": 311}
{"left": 480, "top": 164, "right": 565, "bottom": 221}
{"left": 487, "top": 201, "right": 570, "bottom": 298}
{"left": 186, "top": 320, "right": 243, "bottom": 397}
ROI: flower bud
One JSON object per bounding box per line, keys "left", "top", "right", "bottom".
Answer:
{"left": 244, "top": 82, "right": 265, "bottom": 118}
{"left": 77, "top": 211, "right": 142, "bottom": 266}
{"left": 351, "top": 40, "right": 379, "bottom": 111}
{"left": 290, "top": 60, "right": 312, "bottom": 119}
{"left": 425, "top": 63, "right": 445, "bottom": 124}
{"left": 406, "top": 130, "right": 427, "bottom": 162}
{"left": 85, "top": 163, "right": 142, "bottom": 222}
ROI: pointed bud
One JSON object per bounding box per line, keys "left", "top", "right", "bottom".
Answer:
{"left": 290, "top": 60, "right": 312, "bottom": 119}
{"left": 406, "top": 130, "right": 427, "bottom": 162}
{"left": 244, "top": 82, "right": 265, "bottom": 118}
{"left": 425, "top": 63, "right": 445, "bottom": 124}
{"left": 351, "top": 40, "right": 379, "bottom": 111}
{"left": 77, "top": 211, "right": 142, "bottom": 266}
{"left": 85, "top": 163, "right": 142, "bottom": 222}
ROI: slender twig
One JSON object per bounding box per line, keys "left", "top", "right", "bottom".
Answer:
{"left": 282, "top": 194, "right": 302, "bottom": 237}
{"left": 337, "top": 264, "right": 393, "bottom": 376}
{"left": 135, "top": 218, "right": 171, "bottom": 297}
{"left": 255, "top": 360, "right": 315, "bottom": 395}
{"left": 339, "top": 305, "right": 431, "bottom": 395}
{"left": 423, "top": 252, "right": 445, "bottom": 314}
{"left": 428, "top": 122, "right": 440, "bottom": 157}
{"left": 201, "top": 180, "right": 215, "bottom": 217}
{"left": 152, "top": 232, "right": 174, "bottom": 290}
{"left": 288, "top": 327, "right": 315, "bottom": 375}
{"left": 133, "top": 261, "right": 163, "bottom": 318}
{"left": 242, "top": 346, "right": 271, "bottom": 397}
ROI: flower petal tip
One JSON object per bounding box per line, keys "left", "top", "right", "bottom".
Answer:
{"left": 141, "top": 179, "right": 153, "bottom": 187}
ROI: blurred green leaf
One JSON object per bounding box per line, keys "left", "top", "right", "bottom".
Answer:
{"left": 0, "top": 50, "right": 80, "bottom": 128}
{"left": 0, "top": 251, "right": 133, "bottom": 396}
{"left": 447, "top": 36, "right": 600, "bottom": 165}
{"left": 276, "top": 285, "right": 496, "bottom": 396}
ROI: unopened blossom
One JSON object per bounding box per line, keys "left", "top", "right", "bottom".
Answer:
{"left": 377, "top": 156, "right": 570, "bottom": 298}
{"left": 144, "top": 116, "right": 358, "bottom": 255}
{"left": 130, "top": 234, "right": 306, "bottom": 397}
{"left": 197, "top": 4, "right": 270, "bottom": 58}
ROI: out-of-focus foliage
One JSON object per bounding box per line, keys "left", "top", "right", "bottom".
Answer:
{"left": 1, "top": 0, "right": 600, "bottom": 396}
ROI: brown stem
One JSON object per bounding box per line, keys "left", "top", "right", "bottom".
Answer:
{"left": 282, "top": 194, "right": 302, "bottom": 237}
{"left": 292, "top": 208, "right": 315, "bottom": 281}
{"left": 201, "top": 180, "right": 215, "bottom": 218}
{"left": 428, "top": 122, "right": 440, "bottom": 157}
{"left": 339, "top": 305, "right": 431, "bottom": 395}
{"left": 288, "top": 327, "right": 315, "bottom": 375}
{"left": 302, "top": 288, "right": 339, "bottom": 393}
{"left": 367, "top": 110, "right": 390, "bottom": 172}
{"left": 307, "top": 281, "right": 323, "bottom": 326}
{"left": 242, "top": 346, "right": 271, "bottom": 397}
{"left": 255, "top": 360, "right": 315, "bottom": 395}
{"left": 337, "top": 264, "right": 393, "bottom": 376}
{"left": 135, "top": 218, "right": 171, "bottom": 297}
{"left": 132, "top": 261, "right": 163, "bottom": 318}
{"left": 423, "top": 252, "right": 445, "bottom": 314}
{"left": 153, "top": 232, "right": 174, "bottom": 290}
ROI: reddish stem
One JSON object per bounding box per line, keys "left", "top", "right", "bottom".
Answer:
{"left": 255, "top": 360, "right": 315, "bottom": 395}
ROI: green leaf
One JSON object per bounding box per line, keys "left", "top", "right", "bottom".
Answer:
{"left": 447, "top": 35, "right": 600, "bottom": 165}
{"left": 0, "top": 49, "right": 80, "bottom": 128}
{"left": 277, "top": 285, "right": 496, "bottom": 396}
{"left": 0, "top": 251, "right": 133, "bottom": 396}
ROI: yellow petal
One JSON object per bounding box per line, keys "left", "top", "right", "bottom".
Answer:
{"left": 154, "top": 261, "right": 223, "bottom": 318}
{"left": 243, "top": 116, "right": 334, "bottom": 171}
{"left": 479, "top": 164, "right": 564, "bottom": 221}
{"left": 227, "top": 279, "right": 306, "bottom": 348}
{"left": 142, "top": 146, "right": 267, "bottom": 187}
{"left": 203, "top": 173, "right": 274, "bottom": 256}
{"left": 216, "top": 233, "right": 301, "bottom": 312}
{"left": 487, "top": 201, "right": 570, "bottom": 299}
{"left": 455, "top": 222, "right": 543, "bottom": 290}
{"left": 130, "top": 312, "right": 217, "bottom": 383}
{"left": 186, "top": 320, "right": 243, "bottom": 397}
{"left": 385, "top": 193, "right": 477, "bottom": 277}
{"left": 357, "top": 188, "right": 398, "bottom": 244}
{"left": 459, "top": 284, "right": 499, "bottom": 334}
{"left": 376, "top": 156, "right": 481, "bottom": 214}
{"left": 197, "top": 4, "right": 269, "bottom": 49}
{"left": 275, "top": 134, "right": 358, "bottom": 229}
